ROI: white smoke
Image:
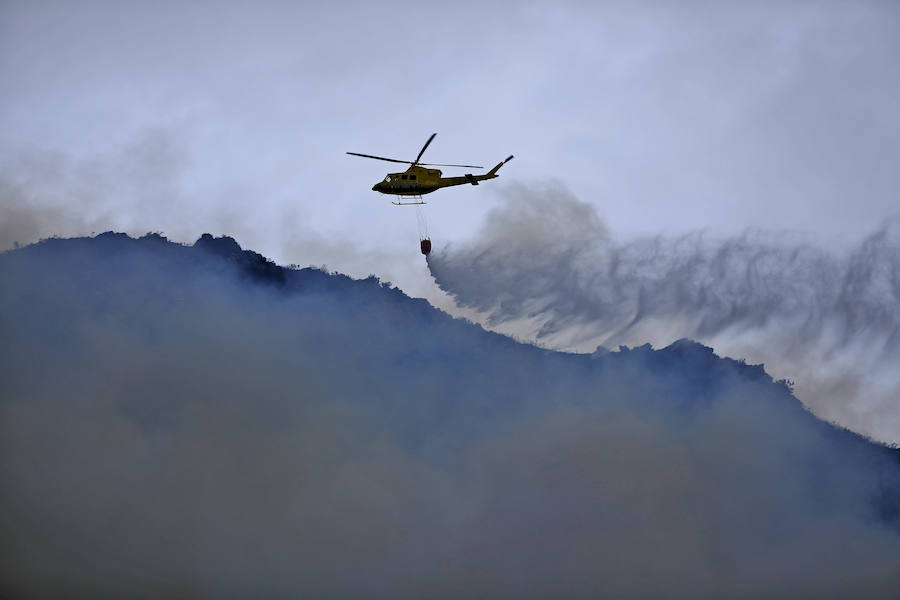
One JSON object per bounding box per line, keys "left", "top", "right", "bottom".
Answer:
{"left": 428, "top": 183, "right": 900, "bottom": 443}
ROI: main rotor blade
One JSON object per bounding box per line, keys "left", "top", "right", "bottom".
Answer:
{"left": 413, "top": 133, "right": 437, "bottom": 165}
{"left": 419, "top": 162, "right": 484, "bottom": 169}
{"left": 346, "top": 152, "right": 413, "bottom": 165}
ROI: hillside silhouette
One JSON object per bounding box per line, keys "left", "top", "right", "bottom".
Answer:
{"left": 2, "top": 232, "right": 899, "bottom": 598}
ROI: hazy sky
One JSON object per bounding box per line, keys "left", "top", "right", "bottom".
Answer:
{"left": 3, "top": 1, "right": 898, "bottom": 263}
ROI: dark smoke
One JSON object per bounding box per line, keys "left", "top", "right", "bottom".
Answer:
{"left": 2, "top": 233, "right": 900, "bottom": 597}
{"left": 427, "top": 183, "right": 900, "bottom": 444}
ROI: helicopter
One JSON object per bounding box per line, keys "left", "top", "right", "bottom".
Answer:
{"left": 348, "top": 133, "right": 513, "bottom": 205}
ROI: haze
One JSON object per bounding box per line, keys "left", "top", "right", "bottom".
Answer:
{"left": 2, "top": 2, "right": 898, "bottom": 435}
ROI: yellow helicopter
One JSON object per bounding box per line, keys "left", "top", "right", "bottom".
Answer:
{"left": 348, "top": 133, "right": 513, "bottom": 205}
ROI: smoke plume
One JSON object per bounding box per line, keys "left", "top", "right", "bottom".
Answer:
{"left": 428, "top": 183, "right": 900, "bottom": 443}
{"left": 2, "top": 233, "right": 899, "bottom": 597}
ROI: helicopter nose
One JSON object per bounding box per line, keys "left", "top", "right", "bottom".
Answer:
{"left": 372, "top": 183, "right": 380, "bottom": 191}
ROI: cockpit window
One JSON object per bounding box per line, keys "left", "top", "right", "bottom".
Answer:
{"left": 384, "top": 175, "right": 391, "bottom": 182}
{"left": 401, "top": 175, "right": 408, "bottom": 180}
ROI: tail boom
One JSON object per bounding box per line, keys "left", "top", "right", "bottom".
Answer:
{"left": 487, "top": 155, "right": 514, "bottom": 177}
{"left": 435, "top": 154, "right": 515, "bottom": 190}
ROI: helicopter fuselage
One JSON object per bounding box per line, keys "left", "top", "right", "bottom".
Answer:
{"left": 372, "top": 165, "right": 498, "bottom": 196}
{"left": 372, "top": 165, "right": 500, "bottom": 196}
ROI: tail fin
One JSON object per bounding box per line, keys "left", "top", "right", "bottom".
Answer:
{"left": 487, "top": 155, "right": 514, "bottom": 177}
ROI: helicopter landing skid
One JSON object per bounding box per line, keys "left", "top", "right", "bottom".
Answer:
{"left": 392, "top": 195, "right": 426, "bottom": 206}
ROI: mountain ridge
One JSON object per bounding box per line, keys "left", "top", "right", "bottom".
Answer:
{"left": 2, "top": 231, "right": 899, "bottom": 598}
